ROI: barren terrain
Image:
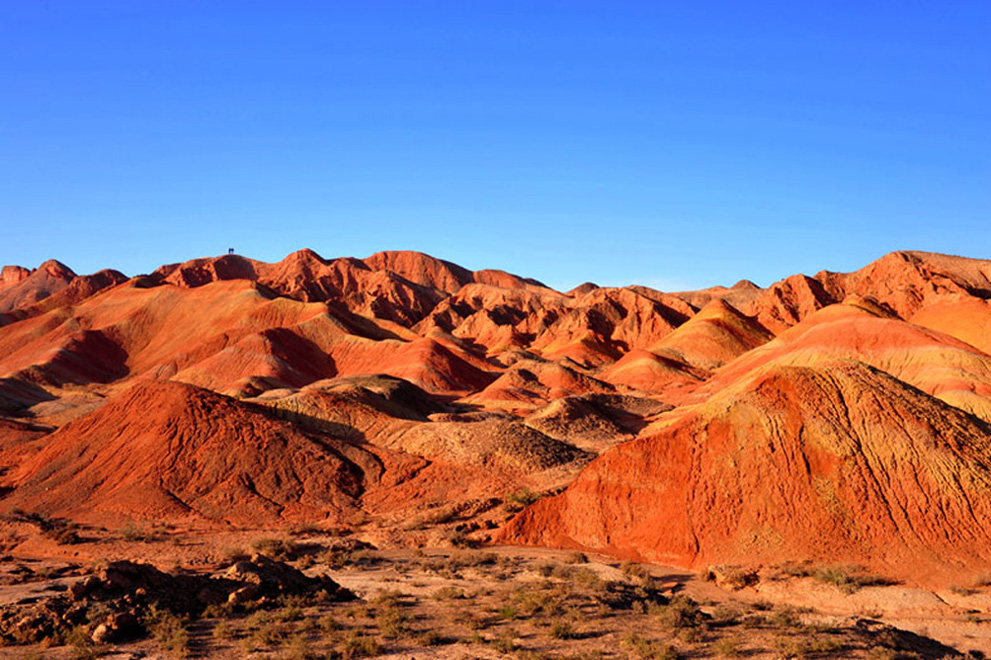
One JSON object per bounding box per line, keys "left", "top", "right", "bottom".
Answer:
{"left": 2, "top": 248, "right": 991, "bottom": 657}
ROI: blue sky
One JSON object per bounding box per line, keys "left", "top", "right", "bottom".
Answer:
{"left": 1, "top": 1, "right": 988, "bottom": 291}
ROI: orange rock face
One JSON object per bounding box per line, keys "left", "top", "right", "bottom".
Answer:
{"left": 6, "top": 381, "right": 373, "bottom": 525}
{"left": 0, "top": 260, "right": 81, "bottom": 313}
{"left": 502, "top": 362, "right": 991, "bottom": 584}
{"left": 2, "top": 248, "right": 991, "bottom": 584}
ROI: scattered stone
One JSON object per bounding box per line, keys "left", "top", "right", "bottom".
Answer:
{"left": 0, "top": 555, "right": 353, "bottom": 647}
{"left": 705, "top": 565, "right": 759, "bottom": 590}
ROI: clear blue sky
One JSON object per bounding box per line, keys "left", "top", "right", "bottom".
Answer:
{"left": 1, "top": 1, "right": 988, "bottom": 291}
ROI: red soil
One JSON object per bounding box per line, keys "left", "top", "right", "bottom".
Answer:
{"left": 2, "top": 248, "right": 991, "bottom": 586}
{"left": 503, "top": 361, "right": 991, "bottom": 585}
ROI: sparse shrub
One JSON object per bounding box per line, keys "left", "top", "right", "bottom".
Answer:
{"left": 867, "top": 648, "right": 898, "bottom": 660}
{"left": 812, "top": 564, "right": 889, "bottom": 593}
{"left": 856, "top": 604, "right": 884, "bottom": 619}
{"left": 656, "top": 595, "right": 705, "bottom": 632}
{"left": 421, "top": 556, "right": 459, "bottom": 578}
{"left": 445, "top": 529, "right": 477, "bottom": 548}
{"left": 778, "top": 561, "right": 814, "bottom": 578}
{"left": 371, "top": 589, "right": 407, "bottom": 607}
{"left": 417, "top": 629, "right": 442, "bottom": 646}
{"left": 515, "top": 652, "right": 544, "bottom": 660}
{"left": 498, "top": 604, "right": 519, "bottom": 620}
{"left": 504, "top": 487, "right": 541, "bottom": 512}
{"left": 221, "top": 546, "right": 249, "bottom": 563}
{"left": 512, "top": 585, "right": 563, "bottom": 618}
{"left": 84, "top": 602, "right": 113, "bottom": 625}
{"left": 622, "top": 632, "right": 649, "bottom": 655}
{"left": 376, "top": 605, "right": 412, "bottom": 639}
{"left": 568, "top": 551, "right": 589, "bottom": 564}
{"left": 119, "top": 520, "right": 159, "bottom": 542}
{"left": 416, "top": 504, "right": 458, "bottom": 526}
{"left": 769, "top": 606, "right": 803, "bottom": 629}
{"left": 339, "top": 631, "right": 380, "bottom": 660}
{"left": 147, "top": 609, "right": 191, "bottom": 658}
{"left": 491, "top": 630, "right": 517, "bottom": 653}
{"left": 714, "top": 635, "right": 743, "bottom": 658}
{"left": 622, "top": 632, "right": 680, "bottom": 660}
{"left": 342, "top": 604, "right": 371, "bottom": 621}
{"left": 318, "top": 614, "right": 341, "bottom": 633}
{"left": 805, "top": 634, "right": 843, "bottom": 653}
{"left": 775, "top": 635, "right": 812, "bottom": 659}
{"left": 572, "top": 567, "right": 602, "bottom": 590}
{"left": 320, "top": 548, "right": 352, "bottom": 568}
{"left": 433, "top": 586, "right": 466, "bottom": 601}
{"left": 774, "top": 633, "right": 841, "bottom": 659}
{"left": 711, "top": 603, "right": 742, "bottom": 626}
{"left": 550, "top": 619, "right": 576, "bottom": 639}
{"left": 275, "top": 602, "right": 305, "bottom": 622}
{"left": 5, "top": 509, "right": 82, "bottom": 545}
{"left": 972, "top": 574, "right": 991, "bottom": 588}
{"left": 454, "top": 610, "right": 490, "bottom": 631}
{"left": 244, "top": 610, "right": 286, "bottom": 647}
{"left": 741, "top": 612, "right": 767, "bottom": 629}
{"left": 451, "top": 550, "right": 499, "bottom": 568}
{"left": 65, "top": 625, "right": 106, "bottom": 660}
{"left": 289, "top": 522, "right": 323, "bottom": 537}
{"left": 202, "top": 602, "right": 235, "bottom": 619}
{"left": 676, "top": 625, "right": 704, "bottom": 644}
{"left": 251, "top": 537, "right": 302, "bottom": 561}
{"left": 813, "top": 564, "right": 856, "bottom": 590}
{"left": 621, "top": 560, "right": 650, "bottom": 582}
{"left": 281, "top": 633, "right": 315, "bottom": 660}
{"left": 212, "top": 620, "right": 236, "bottom": 640}
{"left": 50, "top": 524, "right": 81, "bottom": 545}
{"left": 348, "top": 549, "right": 382, "bottom": 567}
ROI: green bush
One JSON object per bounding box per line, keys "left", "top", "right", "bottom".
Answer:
{"left": 504, "top": 487, "right": 541, "bottom": 512}
{"left": 550, "top": 619, "right": 576, "bottom": 639}
{"left": 250, "top": 537, "right": 303, "bottom": 561}
{"left": 147, "top": 609, "right": 191, "bottom": 658}
{"left": 339, "top": 631, "right": 380, "bottom": 660}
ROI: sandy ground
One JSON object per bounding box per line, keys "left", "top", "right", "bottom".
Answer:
{"left": 1, "top": 529, "right": 987, "bottom": 659}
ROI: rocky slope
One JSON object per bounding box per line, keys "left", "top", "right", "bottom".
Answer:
{"left": 2, "top": 247, "right": 991, "bottom": 584}
{"left": 502, "top": 361, "right": 991, "bottom": 583}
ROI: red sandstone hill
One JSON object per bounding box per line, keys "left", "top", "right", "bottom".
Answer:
{"left": 0, "top": 277, "right": 493, "bottom": 396}
{"left": 0, "top": 261, "right": 127, "bottom": 321}
{"left": 4, "top": 381, "right": 379, "bottom": 525}
{"left": 650, "top": 299, "right": 773, "bottom": 371}
{"left": 702, "top": 301, "right": 991, "bottom": 419}
{"left": 0, "top": 260, "right": 77, "bottom": 313}
{"left": 2, "top": 377, "right": 591, "bottom": 528}
{"left": 502, "top": 361, "right": 991, "bottom": 584}
{"left": 2, "top": 248, "right": 991, "bottom": 582}
{"left": 2, "top": 380, "right": 530, "bottom": 527}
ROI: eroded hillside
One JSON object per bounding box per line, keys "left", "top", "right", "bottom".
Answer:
{"left": 2, "top": 248, "right": 991, "bottom": 588}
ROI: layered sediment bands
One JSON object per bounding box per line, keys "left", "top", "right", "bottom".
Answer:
{"left": 4, "top": 381, "right": 378, "bottom": 524}
{"left": 502, "top": 362, "right": 991, "bottom": 583}
{"left": 3, "top": 248, "right": 991, "bottom": 583}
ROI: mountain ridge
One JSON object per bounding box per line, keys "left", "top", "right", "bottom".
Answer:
{"left": 3, "top": 247, "right": 991, "bottom": 586}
